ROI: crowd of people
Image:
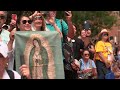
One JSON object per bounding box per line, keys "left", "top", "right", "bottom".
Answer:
{"left": 0, "top": 11, "right": 120, "bottom": 79}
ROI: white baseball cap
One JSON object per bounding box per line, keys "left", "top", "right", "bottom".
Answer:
{"left": 0, "top": 42, "right": 8, "bottom": 58}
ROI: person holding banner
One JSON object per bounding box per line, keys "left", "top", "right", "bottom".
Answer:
{"left": 7, "top": 12, "right": 50, "bottom": 79}
{"left": 0, "top": 41, "right": 31, "bottom": 79}
{"left": 8, "top": 13, "right": 32, "bottom": 70}
{"left": 29, "top": 11, "right": 47, "bottom": 31}
{"left": 0, "top": 42, "right": 20, "bottom": 79}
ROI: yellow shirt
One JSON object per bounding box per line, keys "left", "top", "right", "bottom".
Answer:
{"left": 95, "top": 41, "right": 113, "bottom": 62}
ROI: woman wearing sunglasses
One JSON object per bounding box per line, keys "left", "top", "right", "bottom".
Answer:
{"left": 7, "top": 13, "right": 32, "bottom": 79}
{"left": 77, "top": 49, "right": 97, "bottom": 79}
{"left": 29, "top": 11, "right": 46, "bottom": 31}
{"left": 17, "top": 13, "right": 32, "bottom": 31}
{"left": 95, "top": 29, "right": 115, "bottom": 79}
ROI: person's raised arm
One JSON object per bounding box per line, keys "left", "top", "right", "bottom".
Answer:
{"left": 65, "top": 11, "right": 74, "bottom": 39}
{"left": 29, "top": 11, "right": 38, "bottom": 20}
{"left": 48, "top": 17, "right": 63, "bottom": 38}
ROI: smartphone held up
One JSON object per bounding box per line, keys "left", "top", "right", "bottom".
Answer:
{"left": 40, "top": 11, "right": 49, "bottom": 16}
{"left": 12, "top": 14, "right": 17, "bottom": 21}
{"left": 64, "top": 11, "right": 71, "bottom": 16}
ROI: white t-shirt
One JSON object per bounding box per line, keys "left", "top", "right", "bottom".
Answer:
{"left": 2, "top": 70, "right": 21, "bottom": 79}
{"left": 8, "top": 40, "right": 15, "bottom": 70}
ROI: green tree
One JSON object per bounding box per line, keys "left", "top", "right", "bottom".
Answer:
{"left": 56, "top": 11, "right": 117, "bottom": 37}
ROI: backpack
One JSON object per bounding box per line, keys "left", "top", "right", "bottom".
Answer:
{"left": 62, "top": 39, "right": 74, "bottom": 63}
{"left": 60, "top": 19, "right": 75, "bottom": 71}
{"left": 60, "top": 19, "right": 74, "bottom": 64}
{"left": 6, "top": 70, "right": 14, "bottom": 79}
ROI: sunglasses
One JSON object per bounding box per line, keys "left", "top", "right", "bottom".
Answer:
{"left": 84, "top": 54, "right": 90, "bottom": 56}
{"left": 103, "top": 33, "right": 108, "bottom": 36}
{"left": 22, "top": 20, "right": 32, "bottom": 24}
{"left": 0, "top": 15, "right": 5, "bottom": 19}
{"left": 34, "top": 16, "right": 42, "bottom": 20}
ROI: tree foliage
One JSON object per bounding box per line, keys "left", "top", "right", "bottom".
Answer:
{"left": 57, "top": 11, "right": 117, "bottom": 37}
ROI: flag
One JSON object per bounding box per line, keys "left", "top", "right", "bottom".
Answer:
{"left": 15, "top": 31, "right": 64, "bottom": 79}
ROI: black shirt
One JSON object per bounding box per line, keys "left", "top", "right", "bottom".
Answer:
{"left": 72, "top": 36, "right": 84, "bottom": 60}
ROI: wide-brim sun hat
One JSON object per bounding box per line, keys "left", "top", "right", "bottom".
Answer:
{"left": 98, "top": 29, "right": 109, "bottom": 37}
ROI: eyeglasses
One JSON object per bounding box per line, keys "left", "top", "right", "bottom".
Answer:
{"left": 22, "top": 20, "right": 32, "bottom": 24}
{"left": 0, "top": 15, "right": 5, "bottom": 19}
{"left": 84, "top": 54, "right": 90, "bottom": 56}
{"left": 34, "top": 16, "right": 42, "bottom": 20}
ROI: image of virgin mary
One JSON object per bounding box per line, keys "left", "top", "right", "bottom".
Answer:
{"left": 29, "top": 38, "right": 49, "bottom": 79}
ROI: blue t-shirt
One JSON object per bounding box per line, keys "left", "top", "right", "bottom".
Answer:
{"left": 79, "top": 59, "right": 96, "bottom": 70}
{"left": 46, "top": 18, "right": 68, "bottom": 60}
{"left": 46, "top": 18, "right": 68, "bottom": 36}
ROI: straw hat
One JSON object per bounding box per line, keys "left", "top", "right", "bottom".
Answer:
{"left": 98, "top": 29, "right": 109, "bottom": 37}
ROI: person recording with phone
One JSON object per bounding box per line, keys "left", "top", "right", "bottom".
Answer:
{"left": 8, "top": 12, "right": 32, "bottom": 71}
{"left": 29, "top": 11, "right": 47, "bottom": 31}
{"left": 45, "top": 11, "right": 75, "bottom": 79}
{"left": 8, "top": 14, "right": 17, "bottom": 32}
{"left": 80, "top": 20, "right": 95, "bottom": 60}
{"left": 65, "top": 24, "right": 85, "bottom": 79}
{"left": 45, "top": 11, "right": 74, "bottom": 39}
{"left": 83, "top": 20, "right": 91, "bottom": 37}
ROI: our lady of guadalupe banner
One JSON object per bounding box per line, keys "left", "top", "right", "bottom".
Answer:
{"left": 15, "top": 31, "right": 64, "bottom": 79}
